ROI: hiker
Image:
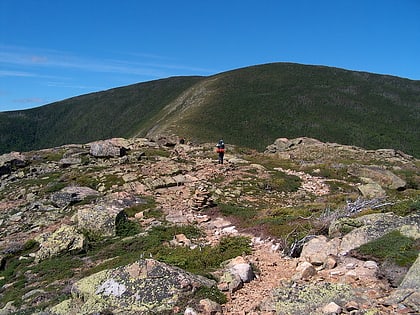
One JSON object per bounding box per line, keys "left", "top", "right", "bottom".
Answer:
{"left": 216, "top": 139, "right": 225, "bottom": 164}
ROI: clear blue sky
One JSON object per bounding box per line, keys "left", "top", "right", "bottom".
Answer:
{"left": 1, "top": 0, "right": 419, "bottom": 112}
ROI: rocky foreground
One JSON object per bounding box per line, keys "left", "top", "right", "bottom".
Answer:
{"left": 0, "top": 136, "right": 419, "bottom": 315}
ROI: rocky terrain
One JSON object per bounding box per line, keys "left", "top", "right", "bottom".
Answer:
{"left": 0, "top": 136, "right": 419, "bottom": 315}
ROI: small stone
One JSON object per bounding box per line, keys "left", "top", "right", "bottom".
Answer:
{"left": 323, "top": 301, "right": 342, "bottom": 314}
{"left": 345, "top": 300, "right": 359, "bottom": 311}
{"left": 363, "top": 260, "right": 378, "bottom": 270}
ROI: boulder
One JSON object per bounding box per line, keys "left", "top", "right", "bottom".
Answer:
{"left": 357, "top": 183, "right": 386, "bottom": 198}
{"left": 0, "top": 152, "right": 28, "bottom": 176}
{"left": 34, "top": 225, "right": 85, "bottom": 262}
{"left": 348, "top": 164, "right": 406, "bottom": 190}
{"left": 89, "top": 138, "right": 129, "bottom": 157}
{"left": 50, "top": 259, "right": 216, "bottom": 315}
{"left": 50, "top": 186, "right": 99, "bottom": 208}
{"left": 217, "top": 256, "right": 254, "bottom": 293}
{"left": 293, "top": 261, "right": 317, "bottom": 281}
{"left": 300, "top": 235, "right": 340, "bottom": 265}
{"left": 58, "top": 157, "right": 82, "bottom": 167}
{"left": 77, "top": 192, "right": 146, "bottom": 237}
{"left": 339, "top": 212, "right": 420, "bottom": 254}
{"left": 384, "top": 254, "right": 420, "bottom": 313}
{"left": 259, "top": 282, "right": 353, "bottom": 314}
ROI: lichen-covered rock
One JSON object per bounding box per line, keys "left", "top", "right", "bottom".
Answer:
{"left": 357, "top": 183, "right": 386, "bottom": 198}
{"left": 50, "top": 186, "right": 99, "bottom": 208}
{"left": 50, "top": 259, "right": 216, "bottom": 315}
{"left": 34, "top": 225, "right": 85, "bottom": 262}
{"left": 339, "top": 212, "right": 420, "bottom": 254}
{"left": 77, "top": 192, "right": 145, "bottom": 237}
{"left": 260, "top": 282, "right": 353, "bottom": 314}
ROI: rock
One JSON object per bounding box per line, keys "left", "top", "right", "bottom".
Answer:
{"left": 216, "top": 256, "right": 254, "bottom": 293}
{"left": 77, "top": 192, "right": 144, "bottom": 237}
{"left": 89, "top": 138, "right": 129, "bottom": 157}
{"left": 348, "top": 164, "right": 406, "bottom": 190}
{"left": 50, "top": 186, "right": 99, "bottom": 208}
{"left": 399, "top": 253, "right": 420, "bottom": 290}
{"left": 199, "top": 298, "right": 222, "bottom": 314}
{"left": 340, "top": 212, "right": 420, "bottom": 254}
{"left": 184, "top": 307, "right": 198, "bottom": 315}
{"left": 300, "top": 235, "right": 340, "bottom": 265}
{"left": 260, "top": 282, "right": 353, "bottom": 314}
{"left": 50, "top": 259, "right": 216, "bottom": 314}
{"left": 0, "top": 152, "right": 28, "bottom": 176}
{"left": 357, "top": 183, "right": 386, "bottom": 198}
{"left": 34, "top": 225, "right": 85, "bottom": 262}
{"left": 293, "top": 261, "right": 316, "bottom": 280}
{"left": 58, "top": 157, "right": 82, "bottom": 167}
{"left": 170, "top": 233, "right": 192, "bottom": 247}
{"left": 0, "top": 301, "right": 16, "bottom": 315}
{"left": 322, "top": 301, "right": 342, "bottom": 314}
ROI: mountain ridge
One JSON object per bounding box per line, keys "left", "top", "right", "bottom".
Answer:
{"left": 1, "top": 62, "right": 419, "bottom": 157}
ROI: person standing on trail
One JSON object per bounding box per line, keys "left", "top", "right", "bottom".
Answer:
{"left": 216, "top": 139, "right": 225, "bottom": 164}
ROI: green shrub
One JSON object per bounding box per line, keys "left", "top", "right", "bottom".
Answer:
{"left": 115, "top": 211, "right": 141, "bottom": 237}
{"left": 194, "top": 286, "right": 227, "bottom": 304}
{"left": 354, "top": 230, "right": 419, "bottom": 267}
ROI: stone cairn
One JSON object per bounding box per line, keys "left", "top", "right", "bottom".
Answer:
{"left": 190, "top": 186, "right": 214, "bottom": 210}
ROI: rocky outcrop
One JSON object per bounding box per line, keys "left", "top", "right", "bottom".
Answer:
{"left": 89, "top": 138, "right": 129, "bottom": 157}
{"left": 50, "top": 259, "right": 216, "bottom": 315}
{"left": 348, "top": 164, "right": 406, "bottom": 190}
{"left": 384, "top": 253, "right": 420, "bottom": 313}
{"left": 34, "top": 225, "right": 85, "bottom": 262}
{"left": 50, "top": 186, "right": 99, "bottom": 208}
{"left": 0, "top": 152, "right": 28, "bottom": 176}
{"left": 339, "top": 212, "right": 420, "bottom": 254}
{"left": 77, "top": 192, "right": 145, "bottom": 237}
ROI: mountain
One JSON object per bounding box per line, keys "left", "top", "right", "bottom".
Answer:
{"left": 1, "top": 62, "right": 420, "bottom": 157}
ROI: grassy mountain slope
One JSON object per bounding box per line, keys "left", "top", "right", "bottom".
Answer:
{"left": 0, "top": 76, "right": 203, "bottom": 153}
{"left": 150, "top": 63, "right": 420, "bottom": 155}
{"left": 1, "top": 62, "right": 419, "bottom": 157}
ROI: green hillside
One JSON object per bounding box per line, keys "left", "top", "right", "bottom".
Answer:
{"left": 1, "top": 62, "right": 420, "bottom": 157}
{"left": 0, "top": 76, "right": 202, "bottom": 153}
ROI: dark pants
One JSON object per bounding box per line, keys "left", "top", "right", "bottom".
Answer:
{"left": 218, "top": 152, "right": 224, "bottom": 164}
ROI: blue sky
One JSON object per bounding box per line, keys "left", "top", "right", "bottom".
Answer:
{"left": 1, "top": 0, "right": 419, "bottom": 112}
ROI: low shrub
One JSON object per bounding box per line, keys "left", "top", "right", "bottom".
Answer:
{"left": 352, "top": 230, "right": 419, "bottom": 267}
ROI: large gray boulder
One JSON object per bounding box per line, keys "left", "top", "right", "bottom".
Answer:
{"left": 348, "top": 164, "right": 406, "bottom": 190}
{"left": 50, "top": 186, "right": 99, "bottom": 208}
{"left": 77, "top": 192, "right": 146, "bottom": 237}
{"left": 89, "top": 138, "right": 129, "bottom": 158}
{"left": 50, "top": 259, "right": 216, "bottom": 315}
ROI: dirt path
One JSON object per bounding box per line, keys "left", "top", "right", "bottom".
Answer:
{"left": 221, "top": 243, "right": 297, "bottom": 314}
